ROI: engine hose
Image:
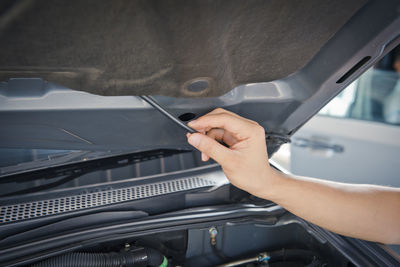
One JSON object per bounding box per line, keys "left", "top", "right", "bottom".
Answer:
{"left": 32, "top": 247, "right": 167, "bottom": 267}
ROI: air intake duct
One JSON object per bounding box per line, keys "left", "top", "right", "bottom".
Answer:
{"left": 32, "top": 247, "right": 167, "bottom": 267}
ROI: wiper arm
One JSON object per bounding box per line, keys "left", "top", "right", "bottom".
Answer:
{"left": 0, "top": 149, "right": 190, "bottom": 185}
{"left": 0, "top": 150, "right": 90, "bottom": 176}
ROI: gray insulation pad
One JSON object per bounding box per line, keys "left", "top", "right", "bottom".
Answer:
{"left": 0, "top": 0, "right": 365, "bottom": 97}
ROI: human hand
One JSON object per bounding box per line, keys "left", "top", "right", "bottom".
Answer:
{"left": 188, "top": 110, "right": 400, "bottom": 245}
{"left": 186, "top": 108, "right": 276, "bottom": 198}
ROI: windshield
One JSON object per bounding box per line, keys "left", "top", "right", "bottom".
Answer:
{"left": 0, "top": 148, "right": 76, "bottom": 168}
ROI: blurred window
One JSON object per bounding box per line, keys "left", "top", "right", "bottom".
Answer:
{"left": 319, "top": 48, "right": 400, "bottom": 126}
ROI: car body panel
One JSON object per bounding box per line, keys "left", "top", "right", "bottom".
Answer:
{"left": 291, "top": 115, "right": 400, "bottom": 186}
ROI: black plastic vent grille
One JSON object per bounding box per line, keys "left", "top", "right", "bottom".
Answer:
{"left": 0, "top": 176, "right": 216, "bottom": 223}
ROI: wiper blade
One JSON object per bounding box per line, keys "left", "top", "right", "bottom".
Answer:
{"left": 0, "top": 149, "right": 190, "bottom": 184}
{"left": 0, "top": 150, "right": 89, "bottom": 176}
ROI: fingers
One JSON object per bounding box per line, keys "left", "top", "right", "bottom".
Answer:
{"left": 202, "top": 129, "right": 236, "bottom": 161}
{"left": 200, "top": 128, "right": 238, "bottom": 161}
{"left": 205, "top": 108, "right": 257, "bottom": 125}
{"left": 206, "top": 107, "right": 242, "bottom": 119}
{"left": 186, "top": 108, "right": 264, "bottom": 162}
{"left": 201, "top": 152, "right": 210, "bottom": 162}
{"left": 187, "top": 133, "right": 234, "bottom": 164}
{"left": 206, "top": 128, "right": 238, "bottom": 147}
{"left": 188, "top": 109, "right": 260, "bottom": 140}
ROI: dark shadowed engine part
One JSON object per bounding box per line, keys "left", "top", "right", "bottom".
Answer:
{"left": 32, "top": 247, "right": 166, "bottom": 267}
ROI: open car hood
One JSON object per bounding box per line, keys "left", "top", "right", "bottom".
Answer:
{"left": 0, "top": 0, "right": 400, "bottom": 155}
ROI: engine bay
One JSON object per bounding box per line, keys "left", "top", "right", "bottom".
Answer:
{"left": 30, "top": 216, "right": 351, "bottom": 267}
{"left": 0, "top": 151, "right": 398, "bottom": 266}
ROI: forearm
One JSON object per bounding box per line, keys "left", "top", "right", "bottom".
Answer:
{"left": 185, "top": 109, "right": 400, "bottom": 244}
{"left": 262, "top": 169, "right": 400, "bottom": 244}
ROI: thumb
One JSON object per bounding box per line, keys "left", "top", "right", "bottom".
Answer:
{"left": 187, "top": 133, "right": 232, "bottom": 164}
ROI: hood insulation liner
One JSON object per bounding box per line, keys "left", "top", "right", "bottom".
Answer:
{"left": 0, "top": 0, "right": 365, "bottom": 97}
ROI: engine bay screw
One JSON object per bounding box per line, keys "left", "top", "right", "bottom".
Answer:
{"left": 258, "top": 252, "right": 271, "bottom": 262}
{"left": 209, "top": 226, "right": 218, "bottom": 246}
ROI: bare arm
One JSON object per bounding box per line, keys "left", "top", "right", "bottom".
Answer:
{"left": 186, "top": 108, "right": 400, "bottom": 244}
{"left": 268, "top": 171, "right": 400, "bottom": 244}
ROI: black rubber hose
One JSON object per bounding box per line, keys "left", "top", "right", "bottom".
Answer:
{"left": 145, "top": 247, "right": 165, "bottom": 266}
{"left": 32, "top": 248, "right": 165, "bottom": 267}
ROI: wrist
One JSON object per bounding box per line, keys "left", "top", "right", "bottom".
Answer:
{"left": 253, "top": 167, "right": 285, "bottom": 201}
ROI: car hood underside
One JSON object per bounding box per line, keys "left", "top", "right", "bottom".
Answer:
{"left": 0, "top": 0, "right": 399, "bottom": 154}
{"left": 0, "top": 0, "right": 365, "bottom": 97}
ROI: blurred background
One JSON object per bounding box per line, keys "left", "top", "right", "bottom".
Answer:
{"left": 272, "top": 44, "right": 400, "bottom": 187}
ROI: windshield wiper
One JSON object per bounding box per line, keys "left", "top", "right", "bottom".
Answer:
{"left": 0, "top": 149, "right": 190, "bottom": 185}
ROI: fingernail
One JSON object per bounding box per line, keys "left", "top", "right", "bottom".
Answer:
{"left": 201, "top": 152, "right": 208, "bottom": 162}
{"left": 188, "top": 120, "right": 197, "bottom": 126}
{"left": 188, "top": 134, "right": 201, "bottom": 147}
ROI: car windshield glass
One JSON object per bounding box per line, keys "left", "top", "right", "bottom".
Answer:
{"left": 0, "top": 148, "right": 77, "bottom": 168}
